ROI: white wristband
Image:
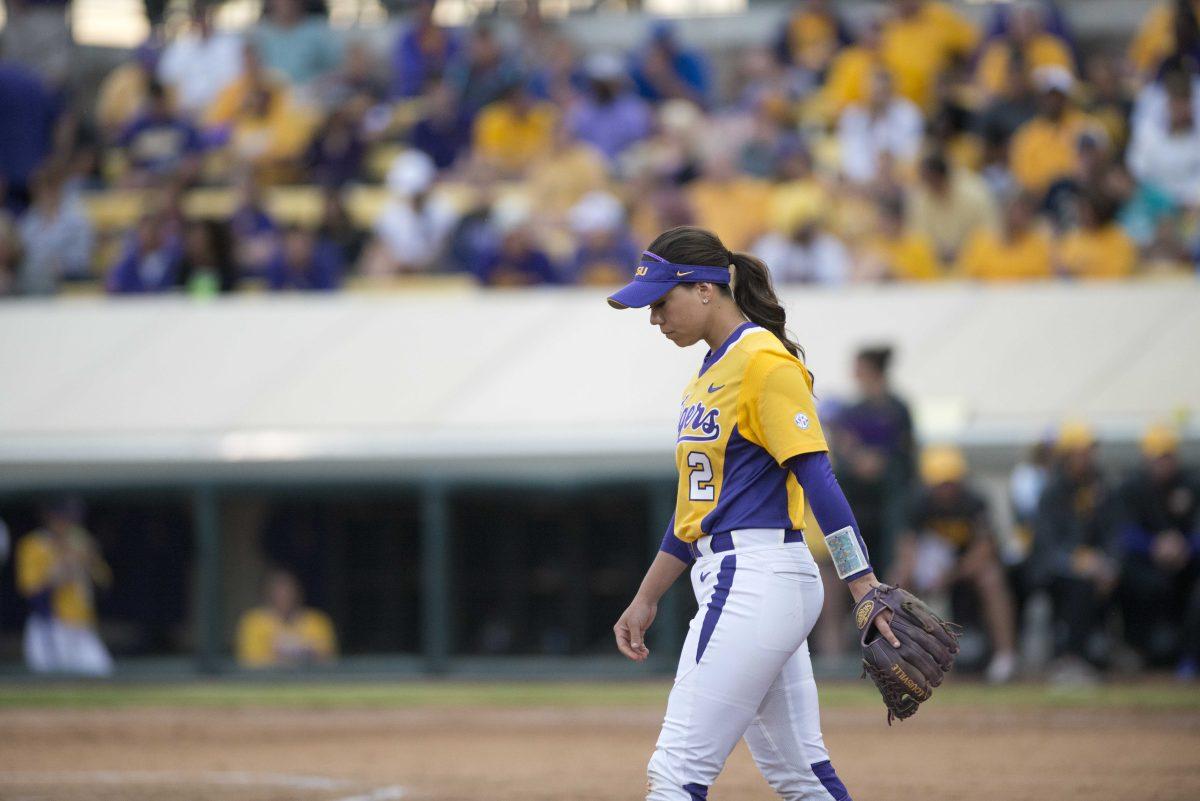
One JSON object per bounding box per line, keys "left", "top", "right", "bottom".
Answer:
{"left": 825, "top": 525, "right": 869, "bottom": 580}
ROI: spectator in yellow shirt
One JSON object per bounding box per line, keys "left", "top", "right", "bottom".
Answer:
{"left": 1009, "top": 66, "right": 1102, "bottom": 196}
{"left": 881, "top": 0, "right": 978, "bottom": 109}
{"left": 205, "top": 43, "right": 316, "bottom": 180}
{"left": 228, "top": 88, "right": 316, "bottom": 180}
{"left": 1080, "top": 56, "right": 1134, "bottom": 155}
{"left": 96, "top": 45, "right": 162, "bottom": 139}
{"left": 975, "top": 3, "right": 1075, "bottom": 100}
{"left": 686, "top": 154, "right": 771, "bottom": 251}
{"left": 205, "top": 44, "right": 283, "bottom": 129}
{"left": 779, "top": 0, "right": 852, "bottom": 75}
{"left": 818, "top": 15, "right": 884, "bottom": 119}
{"left": 857, "top": 195, "right": 941, "bottom": 281}
{"left": 768, "top": 146, "right": 830, "bottom": 236}
{"left": 237, "top": 569, "right": 337, "bottom": 669}
{"left": 473, "top": 83, "right": 558, "bottom": 178}
{"left": 1056, "top": 192, "right": 1138, "bottom": 280}
{"left": 957, "top": 192, "right": 1053, "bottom": 281}
{"left": 526, "top": 120, "right": 610, "bottom": 226}
{"left": 16, "top": 498, "right": 113, "bottom": 676}
{"left": 1129, "top": 0, "right": 1200, "bottom": 78}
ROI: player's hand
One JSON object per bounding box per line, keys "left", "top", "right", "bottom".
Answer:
{"left": 848, "top": 575, "right": 901, "bottom": 648}
{"left": 614, "top": 598, "right": 657, "bottom": 662}
{"left": 871, "top": 609, "right": 900, "bottom": 649}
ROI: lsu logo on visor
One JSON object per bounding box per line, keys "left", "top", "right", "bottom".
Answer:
{"left": 635, "top": 265, "right": 649, "bottom": 276}
{"left": 678, "top": 397, "right": 721, "bottom": 442}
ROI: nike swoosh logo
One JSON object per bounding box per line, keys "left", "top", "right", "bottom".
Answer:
{"left": 699, "top": 571, "right": 711, "bottom": 582}
{"left": 676, "top": 270, "right": 694, "bottom": 277}
{"left": 708, "top": 384, "right": 725, "bottom": 393}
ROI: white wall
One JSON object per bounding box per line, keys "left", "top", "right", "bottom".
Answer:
{"left": 0, "top": 282, "right": 1196, "bottom": 487}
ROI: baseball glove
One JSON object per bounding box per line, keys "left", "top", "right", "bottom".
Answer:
{"left": 852, "top": 584, "right": 960, "bottom": 724}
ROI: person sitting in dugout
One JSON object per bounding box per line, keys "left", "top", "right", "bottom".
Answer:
{"left": 1116, "top": 424, "right": 1200, "bottom": 675}
{"left": 236, "top": 568, "right": 337, "bottom": 669}
{"left": 892, "top": 445, "right": 1018, "bottom": 683}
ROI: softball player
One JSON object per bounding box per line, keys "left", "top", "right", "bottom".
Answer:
{"left": 16, "top": 498, "right": 113, "bottom": 676}
{"left": 609, "top": 226, "right": 896, "bottom": 801}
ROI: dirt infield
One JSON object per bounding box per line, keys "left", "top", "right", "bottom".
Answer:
{"left": 1, "top": 686, "right": 1198, "bottom": 801}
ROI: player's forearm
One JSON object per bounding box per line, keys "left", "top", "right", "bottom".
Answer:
{"left": 789, "top": 451, "right": 874, "bottom": 582}
{"left": 633, "top": 551, "right": 689, "bottom": 605}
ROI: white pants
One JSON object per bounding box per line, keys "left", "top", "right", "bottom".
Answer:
{"left": 24, "top": 617, "right": 114, "bottom": 676}
{"left": 647, "top": 534, "right": 850, "bottom": 800}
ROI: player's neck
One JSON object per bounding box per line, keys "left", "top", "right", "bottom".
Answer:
{"left": 704, "top": 311, "right": 750, "bottom": 353}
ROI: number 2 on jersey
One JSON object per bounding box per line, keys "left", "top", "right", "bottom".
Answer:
{"left": 687, "top": 452, "right": 715, "bottom": 501}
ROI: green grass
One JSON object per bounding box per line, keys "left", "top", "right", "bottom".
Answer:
{"left": 0, "top": 680, "right": 1197, "bottom": 711}
{"left": 0, "top": 681, "right": 671, "bottom": 710}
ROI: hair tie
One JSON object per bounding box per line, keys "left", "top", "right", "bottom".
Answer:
{"left": 726, "top": 249, "right": 735, "bottom": 265}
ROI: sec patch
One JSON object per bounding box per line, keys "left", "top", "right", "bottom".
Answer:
{"left": 794, "top": 412, "right": 810, "bottom": 430}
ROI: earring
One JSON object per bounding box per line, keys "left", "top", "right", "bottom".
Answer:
{"left": 702, "top": 298, "right": 709, "bottom": 304}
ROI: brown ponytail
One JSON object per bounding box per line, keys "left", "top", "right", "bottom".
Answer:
{"left": 727, "top": 250, "right": 805, "bottom": 362}
{"left": 645, "top": 225, "right": 806, "bottom": 362}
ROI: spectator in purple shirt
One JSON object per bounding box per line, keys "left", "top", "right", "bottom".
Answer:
{"left": 391, "top": 0, "right": 462, "bottom": 98}
{"left": 566, "top": 52, "right": 652, "bottom": 164}
{"left": 317, "top": 186, "right": 365, "bottom": 266}
{"left": 409, "top": 80, "right": 471, "bottom": 170}
{"left": 117, "top": 81, "right": 203, "bottom": 187}
{"left": 827, "top": 345, "right": 917, "bottom": 577}
{"left": 565, "top": 190, "right": 638, "bottom": 285}
{"left": 0, "top": 61, "right": 59, "bottom": 209}
{"left": 266, "top": 226, "right": 343, "bottom": 291}
{"left": 107, "top": 212, "right": 184, "bottom": 294}
{"left": 304, "top": 105, "right": 365, "bottom": 188}
{"left": 471, "top": 196, "right": 557, "bottom": 286}
{"left": 630, "top": 20, "right": 712, "bottom": 107}
{"left": 230, "top": 172, "right": 279, "bottom": 280}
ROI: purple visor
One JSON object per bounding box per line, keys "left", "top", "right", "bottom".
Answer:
{"left": 607, "top": 251, "right": 731, "bottom": 309}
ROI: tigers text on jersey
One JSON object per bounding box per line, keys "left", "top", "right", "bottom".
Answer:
{"left": 672, "top": 323, "right": 827, "bottom": 543}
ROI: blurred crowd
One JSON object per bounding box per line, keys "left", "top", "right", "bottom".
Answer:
{"left": 1, "top": 0, "right": 1199, "bottom": 296}
{"left": 816, "top": 346, "right": 1200, "bottom": 685}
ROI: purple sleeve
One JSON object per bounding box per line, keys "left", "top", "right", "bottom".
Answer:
{"left": 659, "top": 514, "right": 694, "bottom": 565}
{"left": 789, "top": 451, "right": 873, "bottom": 581}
